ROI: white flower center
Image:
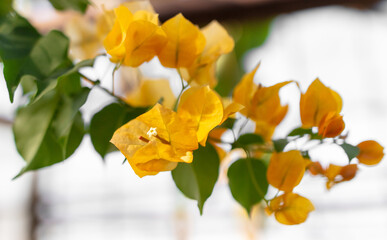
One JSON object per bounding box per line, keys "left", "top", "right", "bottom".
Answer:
{"left": 147, "top": 127, "right": 158, "bottom": 138}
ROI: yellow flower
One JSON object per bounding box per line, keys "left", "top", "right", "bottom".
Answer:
{"left": 182, "top": 20, "right": 234, "bottom": 87}
{"left": 110, "top": 104, "right": 198, "bottom": 177}
{"left": 233, "top": 65, "right": 291, "bottom": 140}
{"left": 158, "top": 13, "right": 206, "bottom": 68}
{"left": 103, "top": 5, "right": 167, "bottom": 67}
{"left": 318, "top": 112, "right": 345, "bottom": 138}
{"left": 300, "top": 78, "right": 342, "bottom": 128}
{"left": 124, "top": 78, "right": 176, "bottom": 109}
{"left": 266, "top": 193, "right": 315, "bottom": 225}
{"left": 177, "top": 86, "right": 224, "bottom": 146}
{"left": 267, "top": 150, "right": 305, "bottom": 192}
{"left": 357, "top": 140, "right": 384, "bottom": 165}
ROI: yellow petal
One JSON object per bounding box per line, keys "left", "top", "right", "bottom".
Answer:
{"left": 133, "top": 10, "right": 159, "bottom": 24}
{"left": 318, "top": 112, "right": 345, "bottom": 138}
{"left": 124, "top": 78, "right": 176, "bottom": 109}
{"left": 300, "top": 78, "right": 342, "bottom": 128}
{"left": 220, "top": 101, "right": 244, "bottom": 125}
{"left": 200, "top": 20, "right": 234, "bottom": 64}
{"left": 103, "top": 5, "right": 133, "bottom": 62}
{"left": 267, "top": 150, "right": 305, "bottom": 192}
{"left": 137, "top": 104, "right": 198, "bottom": 150}
{"left": 232, "top": 64, "right": 259, "bottom": 112}
{"left": 121, "top": 1, "right": 156, "bottom": 14}
{"left": 357, "top": 140, "right": 384, "bottom": 165}
{"left": 184, "top": 61, "right": 217, "bottom": 87}
{"left": 122, "top": 20, "right": 167, "bottom": 67}
{"left": 324, "top": 164, "right": 358, "bottom": 189}
{"left": 158, "top": 13, "right": 206, "bottom": 68}
{"left": 267, "top": 193, "right": 315, "bottom": 225}
{"left": 177, "top": 86, "right": 223, "bottom": 146}
{"left": 249, "top": 81, "right": 291, "bottom": 125}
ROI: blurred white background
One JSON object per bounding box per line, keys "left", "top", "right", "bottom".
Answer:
{"left": 2, "top": 1, "right": 387, "bottom": 239}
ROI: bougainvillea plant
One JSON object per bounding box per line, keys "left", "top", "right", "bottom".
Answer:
{"left": 1, "top": 0, "right": 384, "bottom": 225}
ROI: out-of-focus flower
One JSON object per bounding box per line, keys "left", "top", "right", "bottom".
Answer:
{"left": 110, "top": 104, "right": 198, "bottom": 177}
{"left": 266, "top": 192, "right": 314, "bottom": 225}
{"left": 103, "top": 5, "right": 167, "bottom": 67}
{"left": 177, "top": 86, "right": 223, "bottom": 146}
{"left": 158, "top": 13, "right": 206, "bottom": 68}
{"left": 124, "top": 78, "right": 176, "bottom": 109}
{"left": 233, "top": 65, "right": 291, "bottom": 140}
{"left": 357, "top": 140, "right": 384, "bottom": 165}
{"left": 300, "top": 78, "right": 342, "bottom": 128}
{"left": 318, "top": 111, "right": 345, "bottom": 138}
{"left": 182, "top": 20, "right": 234, "bottom": 87}
{"left": 267, "top": 150, "right": 305, "bottom": 192}
{"left": 325, "top": 164, "right": 358, "bottom": 189}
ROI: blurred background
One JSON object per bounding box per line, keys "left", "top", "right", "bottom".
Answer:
{"left": 2, "top": 0, "right": 387, "bottom": 239}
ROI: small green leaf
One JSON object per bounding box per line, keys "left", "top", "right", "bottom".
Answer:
{"left": 232, "top": 133, "right": 264, "bottom": 149}
{"left": 273, "top": 139, "right": 289, "bottom": 152}
{"left": 172, "top": 143, "right": 220, "bottom": 214}
{"left": 228, "top": 158, "right": 268, "bottom": 214}
{"left": 341, "top": 143, "right": 360, "bottom": 162}
{"left": 89, "top": 103, "right": 147, "bottom": 159}
{"left": 288, "top": 127, "right": 313, "bottom": 137}
{"left": 48, "top": 0, "right": 90, "bottom": 13}
{"left": 218, "top": 118, "right": 236, "bottom": 130}
{"left": 63, "top": 112, "right": 85, "bottom": 158}
{"left": 0, "top": 13, "right": 41, "bottom": 101}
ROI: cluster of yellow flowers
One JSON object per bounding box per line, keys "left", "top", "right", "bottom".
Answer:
{"left": 100, "top": 2, "right": 384, "bottom": 225}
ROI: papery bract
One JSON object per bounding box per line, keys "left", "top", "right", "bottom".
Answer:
{"left": 357, "top": 140, "right": 384, "bottom": 165}
{"left": 183, "top": 20, "right": 234, "bottom": 87}
{"left": 178, "top": 86, "right": 223, "bottom": 146}
{"left": 267, "top": 150, "right": 305, "bottom": 192}
{"left": 318, "top": 112, "right": 345, "bottom": 138}
{"left": 158, "top": 13, "right": 206, "bottom": 68}
{"left": 300, "top": 78, "right": 342, "bottom": 128}
{"left": 325, "top": 164, "right": 358, "bottom": 189}
{"left": 124, "top": 78, "right": 176, "bottom": 109}
{"left": 266, "top": 193, "right": 315, "bottom": 225}
{"left": 110, "top": 104, "right": 198, "bottom": 177}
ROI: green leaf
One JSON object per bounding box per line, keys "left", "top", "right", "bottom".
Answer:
{"left": 172, "top": 143, "right": 220, "bottom": 214}
{"left": 288, "top": 127, "right": 313, "bottom": 137}
{"left": 13, "top": 88, "right": 60, "bottom": 163}
{"left": 89, "top": 103, "right": 147, "bottom": 159}
{"left": 273, "top": 139, "right": 289, "bottom": 152}
{"left": 0, "top": 13, "right": 41, "bottom": 101}
{"left": 232, "top": 133, "right": 264, "bottom": 149}
{"left": 341, "top": 143, "right": 360, "bottom": 162}
{"left": 0, "top": 0, "right": 13, "bottom": 17}
{"left": 63, "top": 112, "right": 85, "bottom": 158}
{"left": 228, "top": 158, "right": 268, "bottom": 214}
{"left": 48, "top": 0, "right": 90, "bottom": 13}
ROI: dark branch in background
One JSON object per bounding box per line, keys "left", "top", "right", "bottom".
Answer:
{"left": 153, "top": 0, "right": 381, "bottom": 25}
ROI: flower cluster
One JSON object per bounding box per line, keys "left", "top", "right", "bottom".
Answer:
{"left": 101, "top": 1, "right": 384, "bottom": 225}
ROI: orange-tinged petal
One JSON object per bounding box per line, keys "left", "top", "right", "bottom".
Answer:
{"left": 254, "top": 121, "right": 275, "bottom": 142}
{"left": 266, "top": 193, "right": 315, "bottom": 225}
{"left": 324, "top": 164, "right": 358, "bottom": 189}
{"left": 318, "top": 112, "right": 345, "bottom": 138}
{"left": 158, "top": 13, "right": 206, "bottom": 68}
{"left": 357, "top": 140, "right": 384, "bottom": 165}
{"left": 300, "top": 78, "right": 342, "bottom": 128}
{"left": 307, "top": 161, "right": 325, "bottom": 175}
{"left": 267, "top": 150, "right": 305, "bottom": 192}
{"left": 178, "top": 86, "right": 223, "bottom": 146}
{"left": 124, "top": 78, "right": 175, "bottom": 109}
{"left": 233, "top": 64, "right": 259, "bottom": 112}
